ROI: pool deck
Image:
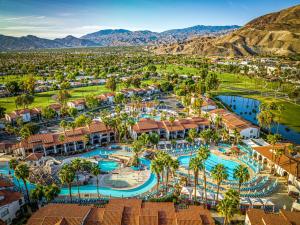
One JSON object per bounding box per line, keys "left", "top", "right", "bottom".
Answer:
{"left": 98, "top": 167, "right": 151, "bottom": 190}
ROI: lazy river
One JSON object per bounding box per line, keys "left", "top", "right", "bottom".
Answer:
{"left": 0, "top": 146, "right": 249, "bottom": 197}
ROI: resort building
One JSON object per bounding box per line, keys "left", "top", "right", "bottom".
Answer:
{"left": 5, "top": 108, "right": 41, "bottom": 124}
{"left": 251, "top": 143, "right": 300, "bottom": 188}
{"left": 48, "top": 103, "right": 62, "bottom": 116}
{"left": 0, "top": 190, "right": 24, "bottom": 225}
{"left": 131, "top": 117, "right": 210, "bottom": 140}
{"left": 209, "top": 109, "right": 260, "bottom": 139}
{"left": 245, "top": 208, "right": 300, "bottom": 225}
{"left": 26, "top": 199, "right": 215, "bottom": 225}
{"left": 67, "top": 99, "right": 86, "bottom": 111}
{"left": 13, "top": 121, "right": 115, "bottom": 157}
{"left": 96, "top": 92, "right": 115, "bottom": 105}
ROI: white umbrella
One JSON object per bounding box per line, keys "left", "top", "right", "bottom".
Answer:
{"left": 206, "top": 192, "right": 215, "bottom": 200}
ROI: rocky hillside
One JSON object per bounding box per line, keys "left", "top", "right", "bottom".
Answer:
{"left": 0, "top": 25, "right": 239, "bottom": 51}
{"left": 153, "top": 5, "right": 300, "bottom": 57}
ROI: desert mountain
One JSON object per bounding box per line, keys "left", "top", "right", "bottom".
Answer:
{"left": 153, "top": 5, "right": 300, "bottom": 56}
{"left": 0, "top": 25, "right": 239, "bottom": 51}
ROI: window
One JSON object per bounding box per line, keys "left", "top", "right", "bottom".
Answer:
{"left": 250, "top": 130, "right": 253, "bottom": 133}
{"left": 1, "top": 208, "right": 9, "bottom": 217}
{"left": 19, "top": 199, "right": 23, "bottom": 205}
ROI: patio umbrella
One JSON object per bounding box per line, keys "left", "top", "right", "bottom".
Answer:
{"left": 206, "top": 192, "right": 215, "bottom": 200}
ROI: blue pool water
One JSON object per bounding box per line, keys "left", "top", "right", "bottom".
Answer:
{"left": 0, "top": 158, "right": 156, "bottom": 198}
{"left": 139, "top": 113, "right": 161, "bottom": 121}
{"left": 79, "top": 148, "right": 117, "bottom": 158}
{"left": 178, "top": 153, "right": 240, "bottom": 180}
{"left": 99, "top": 161, "right": 119, "bottom": 172}
{"left": 217, "top": 95, "right": 300, "bottom": 144}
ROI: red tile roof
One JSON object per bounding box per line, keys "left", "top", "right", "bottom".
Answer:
{"left": 0, "top": 190, "right": 22, "bottom": 207}
{"left": 247, "top": 209, "right": 300, "bottom": 225}
{"left": 27, "top": 199, "right": 215, "bottom": 225}
{"left": 25, "top": 152, "right": 44, "bottom": 161}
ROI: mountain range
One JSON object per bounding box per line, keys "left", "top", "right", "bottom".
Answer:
{"left": 153, "top": 5, "right": 300, "bottom": 57}
{"left": 0, "top": 25, "right": 240, "bottom": 51}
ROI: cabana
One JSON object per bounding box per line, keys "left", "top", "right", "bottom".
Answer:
{"left": 261, "top": 198, "right": 276, "bottom": 212}
{"left": 250, "top": 198, "right": 264, "bottom": 209}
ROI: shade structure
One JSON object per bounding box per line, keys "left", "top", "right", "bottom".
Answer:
{"left": 205, "top": 192, "right": 215, "bottom": 200}
{"left": 260, "top": 198, "right": 275, "bottom": 206}
{"left": 250, "top": 198, "right": 263, "bottom": 206}
{"left": 240, "top": 197, "right": 251, "bottom": 205}
{"left": 215, "top": 193, "right": 224, "bottom": 200}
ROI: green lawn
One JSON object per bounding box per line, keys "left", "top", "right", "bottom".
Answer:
{"left": 1, "top": 79, "right": 155, "bottom": 114}
{"left": 0, "top": 74, "right": 44, "bottom": 84}
{"left": 156, "top": 64, "right": 300, "bottom": 132}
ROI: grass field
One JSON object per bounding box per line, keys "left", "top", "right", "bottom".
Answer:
{"left": 157, "top": 64, "right": 300, "bottom": 132}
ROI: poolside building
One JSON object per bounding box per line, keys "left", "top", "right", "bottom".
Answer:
{"left": 131, "top": 117, "right": 210, "bottom": 140}
{"left": 245, "top": 208, "right": 300, "bottom": 225}
{"left": 0, "top": 189, "right": 24, "bottom": 225}
{"left": 67, "top": 99, "right": 86, "bottom": 111}
{"left": 209, "top": 109, "right": 260, "bottom": 139}
{"left": 251, "top": 143, "right": 300, "bottom": 188}
{"left": 26, "top": 199, "right": 215, "bottom": 225}
{"left": 13, "top": 121, "right": 115, "bottom": 157}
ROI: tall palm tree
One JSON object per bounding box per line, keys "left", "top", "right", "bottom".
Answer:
{"left": 233, "top": 165, "right": 250, "bottom": 196}
{"left": 218, "top": 189, "right": 239, "bottom": 225}
{"left": 8, "top": 159, "right": 21, "bottom": 190}
{"left": 199, "top": 129, "right": 211, "bottom": 145}
{"left": 15, "top": 163, "right": 30, "bottom": 203}
{"left": 274, "top": 147, "right": 285, "bottom": 175}
{"left": 197, "top": 145, "right": 210, "bottom": 208}
{"left": 59, "top": 165, "right": 75, "bottom": 201}
{"left": 189, "top": 156, "right": 202, "bottom": 202}
{"left": 217, "top": 198, "right": 237, "bottom": 225}
{"left": 151, "top": 159, "right": 163, "bottom": 196}
{"left": 232, "top": 129, "right": 241, "bottom": 146}
{"left": 149, "top": 132, "right": 160, "bottom": 149}
{"left": 131, "top": 140, "right": 143, "bottom": 167}
{"left": 211, "top": 164, "right": 228, "bottom": 202}
{"left": 214, "top": 115, "right": 222, "bottom": 131}
{"left": 71, "top": 158, "right": 82, "bottom": 200}
{"left": 91, "top": 164, "right": 101, "bottom": 198}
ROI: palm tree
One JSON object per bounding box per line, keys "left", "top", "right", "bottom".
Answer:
{"left": 8, "top": 159, "right": 21, "bottom": 190}
{"left": 149, "top": 132, "right": 160, "bottom": 149}
{"left": 71, "top": 159, "right": 82, "bottom": 200}
{"left": 197, "top": 145, "right": 210, "bottom": 208}
{"left": 199, "top": 129, "right": 211, "bottom": 145}
{"left": 232, "top": 129, "right": 241, "bottom": 145}
{"left": 189, "top": 156, "right": 202, "bottom": 202}
{"left": 30, "top": 184, "right": 44, "bottom": 207}
{"left": 59, "top": 165, "right": 75, "bottom": 201}
{"left": 211, "top": 164, "right": 228, "bottom": 202}
{"left": 91, "top": 164, "right": 101, "bottom": 198}
{"left": 214, "top": 115, "right": 222, "bottom": 131}
{"left": 151, "top": 159, "right": 163, "bottom": 196}
{"left": 217, "top": 189, "right": 239, "bottom": 225}
{"left": 60, "top": 120, "right": 68, "bottom": 134}
{"left": 217, "top": 198, "right": 237, "bottom": 225}
{"left": 267, "top": 134, "right": 281, "bottom": 161}
{"left": 131, "top": 140, "right": 143, "bottom": 167}
{"left": 274, "top": 147, "right": 285, "bottom": 175}
{"left": 233, "top": 165, "right": 250, "bottom": 196}
{"left": 44, "top": 184, "right": 60, "bottom": 203}
{"left": 15, "top": 163, "right": 30, "bottom": 203}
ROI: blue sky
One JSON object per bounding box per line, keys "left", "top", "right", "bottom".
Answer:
{"left": 0, "top": 0, "right": 299, "bottom": 39}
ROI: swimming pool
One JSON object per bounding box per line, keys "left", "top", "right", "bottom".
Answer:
{"left": 79, "top": 148, "right": 117, "bottom": 158}
{"left": 177, "top": 153, "right": 240, "bottom": 180}
{"left": 139, "top": 113, "right": 161, "bottom": 121}
{"left": 99, "top": 160, "right": 119, "bottom": 172}
{"left": 0, "top": 158, "right": 156, "bottom": 198}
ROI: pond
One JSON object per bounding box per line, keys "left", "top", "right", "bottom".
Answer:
{"left": 217, "top": 95, "right": 300, "bottom": 144}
